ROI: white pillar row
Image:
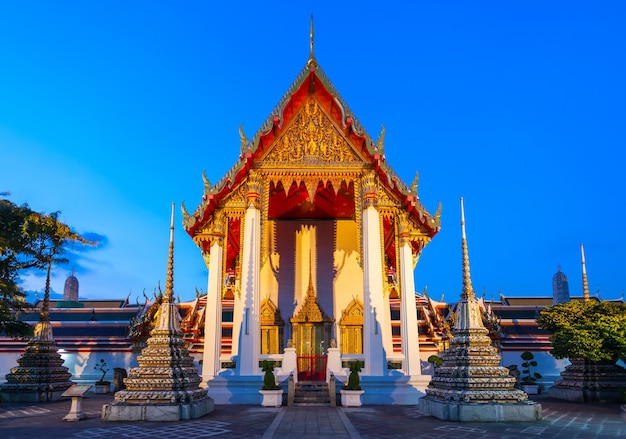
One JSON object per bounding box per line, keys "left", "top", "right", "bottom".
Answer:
{"left": 237, "top": 171, "right": 262, "bottom": 376}
{"left": 361, "top": 173, "right": 386, "bottom": 376}
{"left": 201, "top": 226, "right": 224, "bottom": 384}
{"left": 398, "top": 215, "right": 421, "bottom": 377}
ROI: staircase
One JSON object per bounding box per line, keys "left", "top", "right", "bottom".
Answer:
{"left": 290, "top": 381, "right": 334, "bottom": 406}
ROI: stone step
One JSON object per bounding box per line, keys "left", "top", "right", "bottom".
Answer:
{"left": 292, "top": 381, "right": 331, "bottom": 406}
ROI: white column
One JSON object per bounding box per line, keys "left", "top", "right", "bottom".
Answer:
{"left": 201, "top": 238, "right": 224, "bottom": 384}
{"left": 398, "top": 217, "right": 421, "bottom": 376}
{"left": 362, "top": 175, "right": 386, "bottom": 376}
{"left": 238, "top": 172, "right": 262, "bottom": 376}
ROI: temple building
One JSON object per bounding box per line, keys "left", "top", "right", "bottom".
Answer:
{"left": 182, "top": 26, "right": 441, "bottom": 404}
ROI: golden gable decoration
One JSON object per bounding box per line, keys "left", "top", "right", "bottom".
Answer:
{"left": 264, "top": 97, "right": 360, "bottom": 164}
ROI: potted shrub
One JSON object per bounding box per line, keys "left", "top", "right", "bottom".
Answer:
{"left": 340, "top": 361, "right": 364, "bottom": 407}
{"left": 520, "top": 351, "right": 542, "bottom": 394}
{"left": 93, "top": 358, "right": 111, "bottom": 394}
{"left": 259, "top": 360, "right": 283, "bottom": 407}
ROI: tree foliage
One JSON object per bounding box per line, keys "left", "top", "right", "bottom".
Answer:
{"left": 537, "top": 300, "right": 626, "bottom": 363}
{"left": 0, "top": 197, "right": 93, "bottom": 338}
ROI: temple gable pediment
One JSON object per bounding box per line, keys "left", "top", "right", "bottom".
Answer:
{"left": 260, "top": 96, "right": 364, "bottom": 166}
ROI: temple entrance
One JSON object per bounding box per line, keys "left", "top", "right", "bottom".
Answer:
{"left": 293, "top": 322, "right": 329, "bottom": 381}
{"left": 290, "top": 261, "right": 334, "bottom": 382}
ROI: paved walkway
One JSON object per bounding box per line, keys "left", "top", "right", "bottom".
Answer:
{"left": 0, "top": 394, "right": 624, "bottom": 438}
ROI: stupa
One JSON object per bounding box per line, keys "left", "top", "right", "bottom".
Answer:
{"left": 419, "top": 198, "right": 541, "bottom": 421}
{"left": 102, "top": 203, "right": 214, "bottom": 421}
{"left": 548, "top": 243, "right": 626, "bottom": 403}
{"left": 0, "top": 262, "right": 73, "bottom": 402}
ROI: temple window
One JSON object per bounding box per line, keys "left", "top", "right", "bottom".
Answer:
{"left": 339, "top": 298, "right": 364, "bottom": 355}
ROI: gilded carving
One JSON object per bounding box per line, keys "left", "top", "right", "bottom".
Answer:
{"left": 246, "top": 170, "right": 262, "bottom": 209}
{"left": 361, "top": 172, "right": 378, "bottom": 209}
{"left": 264, "top": 97, "right": 360, "bottom": 164}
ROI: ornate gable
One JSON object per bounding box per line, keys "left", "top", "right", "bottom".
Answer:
{"left": 261, "top": 96, "right": 363, "bottom": 166}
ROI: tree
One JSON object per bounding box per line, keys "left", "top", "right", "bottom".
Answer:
{"left": 0, "top": 197, "right": 93, "bottom": 338}
{"left": 537, "top": 300, "right": 626, "bottom": 363}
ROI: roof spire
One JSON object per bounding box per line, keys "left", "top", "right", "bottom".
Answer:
{"left": 307, "top": 14, "right": 316, "bottom": 67}
{"left": 460, "top": 197, "right": 475, "bottom": 300}
{"left": 164, "top": 202, "right": 175, "bottom": 303}
{"left": 581, "top": 243, "right": 590, "bottom": 301}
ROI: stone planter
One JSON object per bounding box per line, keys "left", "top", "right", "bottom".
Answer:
{"left": 94, "top": 382, "right": 111, "bottom": 394}
{"left": 521, "top": 384, "right": 538, "bottom": 395}
{"left": 259, "top": 389, "right": 283, "bottom": 407}
{"left": 340, "top": 389, "right": 364, "bottom": 407}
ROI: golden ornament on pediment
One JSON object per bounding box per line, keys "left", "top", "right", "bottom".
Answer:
{"left": 264, "top": 97, "right": 360, "bottom": 164}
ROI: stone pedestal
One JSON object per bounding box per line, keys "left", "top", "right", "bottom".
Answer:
{"left": 102, "top": 399, "right": 214, "bottom": 421}
{"left": 259, "top": 389, "right": 284, "bottom": 407}
{"left": 419, "top": 398, "right": 541, "bottom": 422}
{"left": 340, "top": 389, "right": 364, "bottom": 407}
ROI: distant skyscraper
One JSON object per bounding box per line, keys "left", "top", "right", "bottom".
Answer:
{"left": 63, "top": 271, "right": 79, "bottom": 302}
{"left": 552, "top": 265, "right": 570, "bottom": 304}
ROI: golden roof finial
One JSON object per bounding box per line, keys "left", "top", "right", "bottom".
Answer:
{"left": 164, "top": 202, "right": 175, "bottom": 302}
{"left": 307, "top": 14, "right": 316, "bottom": 67}
{"left": 460, "top": 197, "right": 475, "bottom": 300}
{"left": 581, "top": 243, "right": 590, "bottom": 301}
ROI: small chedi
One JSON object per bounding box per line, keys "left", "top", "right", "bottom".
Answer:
{"left": 102, "top": 204, "right": 213, "bottom": 421}
{"left": 0, "top": 262, "right": 73, "bottom": 402}
{"left": 419, "top": 198, "right": 541, "bottom": 422}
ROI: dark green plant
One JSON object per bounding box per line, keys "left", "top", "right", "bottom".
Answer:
{"left": 427, "top": 355, "right": 443, "bottom": 368}
{"left": 537, "top": 300, "right": 626, "bottom": 363}
{"left": 0, "top": 197, "right": 96, "bottom": 338}
{"left": 344, "top": 361, "right": 362, "bottom": 390}
{"left": 520, "top": 351, "right": 542, "bottom": 384}
{"left": 261, "top": 360, "right": 280, "bottom": 390}
{"left": 94, "top": 358, "right": 110, "bottom": 384}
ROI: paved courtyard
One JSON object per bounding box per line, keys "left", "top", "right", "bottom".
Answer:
{"left": 0, "top": 394, "right": 624, "bottom": 438}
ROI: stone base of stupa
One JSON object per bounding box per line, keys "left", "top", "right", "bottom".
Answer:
{"left": 419, "top": 397, "right": 542, "bottom": 422}
{"left": 102, "top": 397, "right": 214, "bottom": 421}
{"left": 548, "top": 385, "right": 623, "bottom": 403}
{"left": 0, "top": 383, "right": 71, "bottom": 403}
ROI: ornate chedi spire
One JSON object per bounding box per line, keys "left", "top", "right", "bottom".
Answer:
{"left": 103, "top": 203, "right": 213, "bottom": 421}
{"left": 580, "top": 243, "right": 590, "bottom": 301}
{"left": 419, "top": 198, "right": 540, "bottom": 421}
{"left": 0, "top": 261, "right": 73, "bottom": 402}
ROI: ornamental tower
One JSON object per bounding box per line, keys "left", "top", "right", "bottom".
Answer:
{"left": 102, "top": 203, "right": 214, "bottom": 421}
{"left": 0, "top": 262, "right": 73, "bottom": 402}
{"left": 418, "top": 198, "right": 541, "bottom": 421}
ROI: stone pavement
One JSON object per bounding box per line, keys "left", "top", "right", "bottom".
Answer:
{"left": 0, "top": 394, "right": 624, "bottom": 439}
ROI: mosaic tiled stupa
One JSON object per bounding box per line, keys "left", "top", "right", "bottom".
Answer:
{"left": 419, "top": 198, "right": 541, "bottom": 421}
{"left": 102, "top": 203, "right": 214, "bottom": 421}
{"left": 0, "top": 262, "right": 73, "bottom": 402}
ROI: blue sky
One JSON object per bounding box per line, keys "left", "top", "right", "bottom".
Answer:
{"left": 1, "top": 1, "right": 625, "bottom": 304}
